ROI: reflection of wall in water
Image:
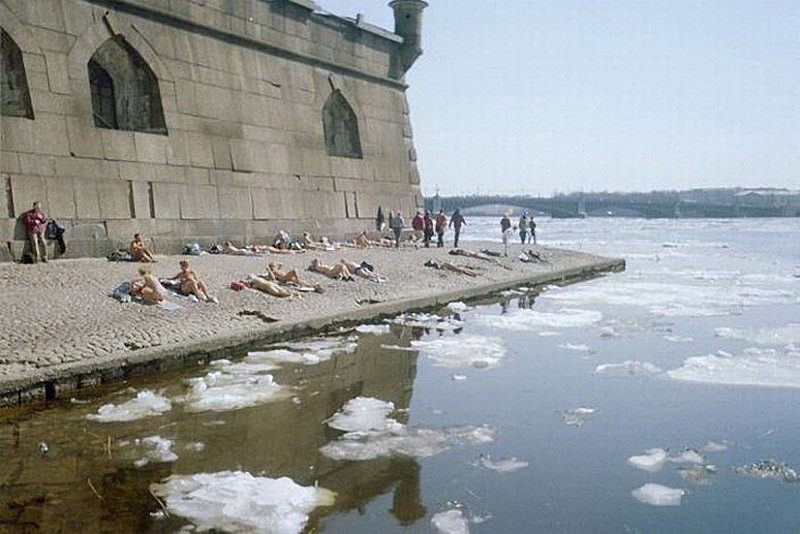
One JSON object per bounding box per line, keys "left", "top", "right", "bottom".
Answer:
{"left": 0, "top": 330, "right": 424, "bottom": 530}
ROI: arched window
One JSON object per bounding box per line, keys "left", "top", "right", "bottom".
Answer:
{"left": 1, "top": 28, "right": 34, "bottom": 119}
{"left": 323, "top": 90, "right": 362, "bottom": 158}
{"left": 87, "top": 36, "right": 167, "bottom": 134}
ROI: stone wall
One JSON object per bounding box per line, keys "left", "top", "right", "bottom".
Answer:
{"left": 0, "top": 0, "right": 425, "bottom": 260}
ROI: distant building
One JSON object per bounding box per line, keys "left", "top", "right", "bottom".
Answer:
{"left": 0, "top": 0, "right": 428, "bottom": 259}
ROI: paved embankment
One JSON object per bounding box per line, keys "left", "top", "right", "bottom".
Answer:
{"left": 0, "top": 242, "right": 624, "bottom": 406}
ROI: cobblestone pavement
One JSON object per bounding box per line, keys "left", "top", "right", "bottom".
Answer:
{"left": 0, "top": 241, "right": 622, "bottom": 398}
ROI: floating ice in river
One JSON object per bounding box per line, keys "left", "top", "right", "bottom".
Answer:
{"left": 250, "top": 336, "right": 358, "bottom": 365}
{"left": 701, "top": 440, "right": 729, "bottom": 453}
{"left": 667, "top": 346, "right": 800, "bottom": 388}
{"left": 677, "top": 464, "right": 718, "bottom": 485}
{"left": 132, "top": 435, "right": 178, "bottom": 467}
{"left": 473, "top": 308, "right": 603, "bottom": 331}
{"left": 411, "top": 335, "right": 507, "bottom": 369}
{"left": 593, "top": 361, "right": 663, "bottom": 376}
{"left": 181, "top": 361, "right": 287, "bottom": 412}
{"left": 473, "top": 454, "right": 529, "bottom": 473}
{"left": 714, "top": 324, "right": 800, "bottom": 346}
{"left": 558, "top": 343, "right": 591, "bottom": 352}
{"left": 320, "top": 397, "right": 495, "bottom": 461}
{"left": 432, "top": 509, "right": 470, "bottom": 534}
{"left": 447, "top": 301, "right": 470, "bottom": 313}
{"left": 559, "top": 406, "right": 597, "bottom": 427}
{"left": 627, "top": 448, "right": 669, "bottom": 473}
{"left": 326, "top": 397, "right": 403, "bottom": 433}
{"left": 664, "top": 335, "right": 693, "bottom": 342}
{"left": 733, "top": 459, "right": 799, "bottom": 482}
{"left": 631, "top": 483, "right": 685, "bottom": 506}
{"left": 150, "top": 470, "right": 336, "bottom": 533}
{"left": 670, "top": 448, "right": 706, "bottom": 465}
{"left": 391, "top": 312, "right": 464, "bottom": 331}
{"left": 86, "top": 390, "right": 171, "bottom": 422}
{"left": 354, "top": 324, "right": 391, "bottom": 334}
{"left": 246, "top": 349, "right": 322, "bottom": 366}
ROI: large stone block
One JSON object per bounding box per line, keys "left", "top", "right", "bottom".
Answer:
{"left": 217, "top": 186, "right": 253, "bottom": 219}
{"left": 0, "top": 152, "right": 20, "bottom": 174}
{"left": 18, "top": 154, "right": 56, "bottom": 177}
{"left": 29, "top": 114, "right": 70, "bottom": 156}
{"left": 119, "top": 161, "right": 155, "bottom": 182}
{"left": 166, "top": 130, "right": 189, "bottom": 166}
{"left": 44, "top": 51, "right": 70, "bottom": 94}
{"left": 174, "top": 79, "right": 198, "bottom": 115}
{"left": 134, "top": 133, "right": 168, "bottom": 164}
{"left": 97, "top": 180, "right": 132, "bottom": 219}
{"left": 130, "top": 180, "right": 152, "bottom": 219}
{"left": 211, "top": 136, "right": 233, "bottom": 170}
{"left": 152, "top": 182, "right": 182, "bottom": 218}
{"left": 186, "top": 132, "right": 215, "bottom": 168}
{"left": 180, "top": 184, "right": 219, "bottom": 219}
{"left": 101, "top": 130, "right": 137, "bottom": 161}
{"left": 73, "top": 179, "right": 101, "bottom": 218}
{"left": 66, "top": 118, "right": 104, "bottom": 159}
{"left": 1, "top": 117, "right": 34, "bottom": 153}
{"left": 184, "top": 167, "right": 211, "bottom": 185}
{"left": 10, "top": 175, "right": 46, "bottom": 215}
{"left": 54, "top": 157, "right": 119, "bottom": 181}
{"left": 44, "top": 177, "right": 76, "bottom": 219}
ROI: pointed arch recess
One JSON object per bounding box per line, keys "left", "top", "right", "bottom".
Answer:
{"left": 0, "top": 28, "right": 34, "bottom": 119}
{"left": 323, "top": 89, "right": 363, "bottom": 159}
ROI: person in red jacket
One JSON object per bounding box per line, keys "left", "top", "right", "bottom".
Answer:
{"left": 434, "top": 210, "right": 448, "bottom": 248}
{"left": 23, "top": 201, "right": 48, "bottom": 263}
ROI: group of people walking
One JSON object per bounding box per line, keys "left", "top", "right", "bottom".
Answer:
{"left": 500, "top": 212, "right": 537, "bottom": 256}
{"left": 382, "top": 208, "right": 467, "bottom": 249}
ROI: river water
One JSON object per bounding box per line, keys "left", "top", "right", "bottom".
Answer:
{"left": 1, "top": 217, "right": 798, "bottom": 533}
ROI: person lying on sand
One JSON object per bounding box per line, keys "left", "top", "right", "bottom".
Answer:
{"left": 244, "top": 274, "right": 295, "bottom": 297}
{"left": 265, "top": 262, "right": 320, "bottom": 291}
{"left": 170, "top": 260, "right": 217, "bottom": 302}
{"left": 340, "top": 259, "right": 387, "bottom": 283}
{"left": 131, "top": 266, "right": 170, "bottom": 302}
{"left": 309, "top": 258, "right": 354, "bottom": 281}
{"left": 450, "top": 248, "right": 510, "bottom": 269}
{"left": 301, "top": 232, "right": 325, "bottom": 250}
{"left": 223, "top": 241, "right": 260, "bottom": 256}
{"left": 350, "top": 230, "right": 394, "bottom": 249}
{"left": 424, "top": 259, "right": 478, "bottom": 277}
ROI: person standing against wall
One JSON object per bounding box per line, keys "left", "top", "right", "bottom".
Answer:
{"left": 449, "top": 208, "right": 466, "bottom": 248}
{"left": 23, "top": 201, "right": 48, "bottom": 263}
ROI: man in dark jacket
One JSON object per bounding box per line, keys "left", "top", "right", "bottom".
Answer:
{"left": 449, "top": 209, "right": 467, "bottom": 248}
{"left": 23, "top": 201, "right": 48, "bottom": 263}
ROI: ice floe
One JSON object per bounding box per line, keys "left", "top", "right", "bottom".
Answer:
{"left": 354, "top": 324, "right": 391, "bottom": 334}
{"left": 627, "top": 448, "right": 669, "bottom": 473}
{"left": 733, "top": 459, "right": 799, "bottom": 482}
{"left": 86, "top": 390, "right": 171, "bottom": 422}
{"left": 667, "top": 347, "right": 800, "bottom": 388}
{"left": 472, "top": 308, "right": 603, "bottom": 331}
{"left": 670, "top": 448, "right": 706, "bottom": 465}
{"left": 392, "top": 312, "right": 465, "bottom": 331}
{"left": 473, "top": 454, "right": 529, "bottom": 473}
{"left": 249, "top": 336, "right": 358, "bottom": 365}
{"left": 631, "top": 483, "right": 685, "bottom": 506}
{"left": 714, "top": 324, "right": 800, "bottom": 346}
{"left": 677, "top": 464, "right": 718, "bottom": 485}
{"left": 150, "top": 470, "right": 336, "bottom": 533}
{"left": 320, "top": 397, "right": 495, "bottom": 461}
{"left": 410, "top": 335, "right": 507, "bottom": 369}
{"left": 593, "top": 361, "right": 663, "bottom": 376}
{"left": 701, "top": 440, "right": 729, "bottom": 453}
{"left": 432, "top": 509, "right": 470, "bottom": 534}
{"left": 180, "top": 360, "right": 287, "bottom": 412}
{"left": 558, "top": 343, "right": 592, "bottom": 352}
{"left": 128, "top": 435, "right": 178, "bottom": 467}
{"left": 559, "top": 406, "right": 597, "bottom": 427}
{"left": 447, "top": 301, "right": 470, "bottom": 313}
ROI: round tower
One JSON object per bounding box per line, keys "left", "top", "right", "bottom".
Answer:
{"left": 388, "top": 0, "right": 428, "bottom": 79}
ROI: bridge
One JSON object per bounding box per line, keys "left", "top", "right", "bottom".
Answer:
{"left": 424, "top": 194, "right": 798, "bottom": 219}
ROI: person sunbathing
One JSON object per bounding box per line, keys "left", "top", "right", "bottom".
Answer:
{"left": 352, "top": 230, "right": 371, "bottom": 248}
{"left": 340, "top": 259, "right": 387, "bottom": 283}
{"left": 131, "top": 266, "right": 170, "bottom": 302}
{"left": 424, "top": 259, "right": 478, "bottom": 277}
{"left": 129, "top": 233, "right": 156, "bottom": 262}
{"left": 223, "top": 241, "right": 259, "bottom": 256}
{"left": 265, "top": 262, "right": 318, "bottom": 289}
{"left": 309, "top": 258, "right": 354, "bottom": 280}
{"left": 245, "top": 274, "right": 294, "bottom": 298}
{"left": 171, "top": 260, "right": 216, "bottom": 302}
{"left": 300, "top": 232, "right": 323, "bottom": 250}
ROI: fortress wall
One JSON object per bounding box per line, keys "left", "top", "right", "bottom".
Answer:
{"left": 0, "top": 0, "right": 422, "bottom": 260}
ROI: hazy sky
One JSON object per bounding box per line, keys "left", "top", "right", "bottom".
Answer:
{"left": 320, "top": 1, "right": 799, "bottom": 196}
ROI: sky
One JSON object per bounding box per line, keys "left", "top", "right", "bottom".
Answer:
{"left": 319, "top": 1, "right": 800, "bottom": 196}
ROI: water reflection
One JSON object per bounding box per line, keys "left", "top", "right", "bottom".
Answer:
{"left": 0, "top": 326, "right": 427, "bottom": 532}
